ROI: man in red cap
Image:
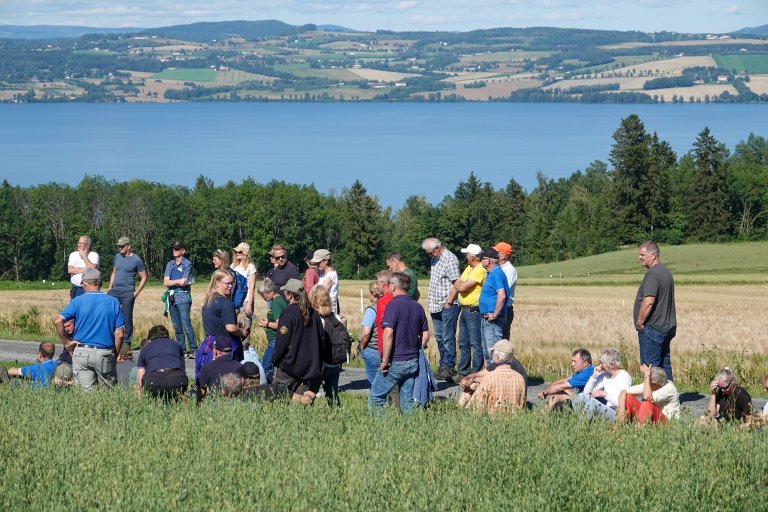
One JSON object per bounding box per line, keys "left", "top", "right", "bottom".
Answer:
{"left": 493, "top": 242, "right": 517, "bottom": 340}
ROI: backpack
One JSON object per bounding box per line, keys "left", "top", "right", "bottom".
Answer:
{"left": 323, "top": 315, "right": 352, "bottom": 365}
{"left": 194, "top": 335, "right": 216, "bottom": 383}
{"left": 230, "top": 269, "right": 249, "bottom": 309}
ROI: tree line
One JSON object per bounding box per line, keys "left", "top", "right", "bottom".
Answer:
{"left": 1, "top": 115, "right": 766, "bottom": 282}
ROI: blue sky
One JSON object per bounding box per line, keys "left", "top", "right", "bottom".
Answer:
{"left": 0, "top": 0, "right": 765, "bottom": 33}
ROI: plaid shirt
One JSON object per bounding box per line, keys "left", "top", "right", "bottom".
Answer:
{"left": 427, "top": 248, "right": 461, "bottom": 313}
{"left": 470, "top": 364, "right": 526, "bottom": 415}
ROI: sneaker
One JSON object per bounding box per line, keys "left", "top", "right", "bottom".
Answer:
{"left": 186, "top": 353, "right": 196, "bottom": 360}
{"left": 434, "top": 366, "right": 450, "bottom": 381}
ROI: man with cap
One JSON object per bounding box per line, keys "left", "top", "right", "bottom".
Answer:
{"left": 134, "top": 325, "right": 188, "bottom": 401}
{"left": 303, "top": 250, "right": 320, "bottom": 294}
{"left": 4, "top": 342, "right": 58, "bottom": 388}
{"left": 459, "top": 339, "right": 526, "bottom": 415}
{"left": 421, "top": 238, "right": 460, "bottom": 382}
{"left": 493, "top": 242, "right": 517, "bottom": 340}
{"left": 197, "top": 336, "right": 244, "bottom": 401}
{"left": 266, "top": 244, "right": 300, "bottom": 296}
{"left": 54, "top": 268, "right": 125, "bottom": 390}
{"left": 163, "top": 241, "right": 197, "bottom": 357}
{"left": 441, "top": 243, "right": 486, "bottom": 380}
{"left": 107, "top": 236, "right": 147, "bottom": 358}
{"left": 478, "top": 247, "right": 509, "bottom": 362}
{"left": 67, "top": 235, "right": 99, "bottom": 300}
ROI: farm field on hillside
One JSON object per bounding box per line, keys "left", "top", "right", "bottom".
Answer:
{"left": 715, "top": 54, "right": 768, "bottom": 73}
{"left": 150, "top": 68, "right": 216, "bottom": 82}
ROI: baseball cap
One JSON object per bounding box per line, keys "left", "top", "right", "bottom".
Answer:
{"left": 281, "top": 278, "right": 304, "bottom": 294}
{"left": 172, "top": 241, "right": 186, "bottom": 251}
{"left": 233, "top": 242, "right": 250, "bottom": 256}
{"left": 481, "top": 247, "right": 499, "bottom": 260}
{"left": 82, "top": 268, "right": 101, "bottom": 281}
{"left": 310, "top": 249, "right": 331, "bottom": 264}
{"left": 240, "top": 362, "right": 260, "bottom": 379}
{"left": 213, "top": 336, "right": 232, "bottom": 352}
{"left": 460, "top": 244, "right": 483, "bottom": 256}
{"left": 116, "top": 236, "right": 130, "bottom": 246}
{"left": 492, "top": 339, "right": 515, "bottom": 356}
{"left": 493, "top": 242, "right": 512, "bottom": 256}
{"left": 305, "top": 250, "right": 315, "bottom": 261}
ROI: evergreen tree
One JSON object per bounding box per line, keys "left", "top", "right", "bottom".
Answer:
{"left": 644, "top": 133, "right": 676, "bottom": 240}
{"left": 339, "top": 180, "right": 387, "bottom": 278}
{"left": 687, "top": 127, "right": 730, "bottom": 241}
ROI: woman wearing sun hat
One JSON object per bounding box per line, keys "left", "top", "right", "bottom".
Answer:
{"left": 231, "top": 242, "right": 257, "bottom": 318}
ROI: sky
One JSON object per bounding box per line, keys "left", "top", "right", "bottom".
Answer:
{"left": 0, "top": 0, "right": 765, "bottom": 34}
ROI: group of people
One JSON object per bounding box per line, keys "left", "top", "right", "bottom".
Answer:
{"left": 2, "top": 236, "right": 765, "bottom": 426}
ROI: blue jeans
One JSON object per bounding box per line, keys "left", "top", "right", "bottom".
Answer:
{"left": 361, "top": 346, "right": 381, "bottom": 387}
{"left": 481, "top": 312, "right": 506, "bottom": 363}
{"left": 431, "top": 304, "right": 458, "bottom": 369}
{"left": 262, "top": 339, "right": 276, "bottom": 378}
{"left": 169, "top": 299, "right": 197, "bottom": 353}
{"left": 458, "top": 307, "right": 483, "bottom": 376}
{"left": 108, "top": 289, "right": 136, "bottom": 344}
{"left": 369, "top": 358, "right": 418, "bottom": 415}
{"left": 638, "top": 325, "right": 676, "bottom": 381}
{"left": 573, "top": 393, "right": 617, "bottom": 422}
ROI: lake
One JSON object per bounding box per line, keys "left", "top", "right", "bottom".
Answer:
{"left": 1, "top": 102, "right": 765, "bottom": 208}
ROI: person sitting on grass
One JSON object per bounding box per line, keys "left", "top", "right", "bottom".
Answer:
{"left": 3, "top": 342, "right": 58, "bottom": 388}
{"left": 537, "top": 348, "right": 594, "bottom": 409}
{"left": 458, "top": 338, "right": 527, "bottom": 398}
{"left": 458, "top": 339, "right": 526, "bottom": 415}
{"left": 197, "top": 336, "right": 245, "bottom": 402}
{"left": 220, "top": 372, "right": 243, "bottom": 398}
{"left": 617, "top": 364, "right": 680, "bottom": 424}
{"left": 700, "top": 367, "right": 753, "bottom": 428}
{"left": 572, "top": 347, "right": 632, "bottom": 421}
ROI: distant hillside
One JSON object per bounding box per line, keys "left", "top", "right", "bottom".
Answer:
{"left": 317, "top": 24, "right": 357, "bottom": 33}
{"left": 143, "top": 19, "right": 305, "bottom": 42}
{"left": 734, "top": 24, "right": 768, "bottom": 36}
{"left": 0, "top": 24, "right": 143, "bottom": 39}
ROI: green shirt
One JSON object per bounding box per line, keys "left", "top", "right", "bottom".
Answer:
{"left": 265, "top": 295, "right": 288, "bottom": 341}
{"left": 404, "top": 267, "right": 419, "bottom": 299}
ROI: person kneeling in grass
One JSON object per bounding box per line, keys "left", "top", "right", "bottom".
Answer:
{"left": 699, "top": 367, "right": 753, "bottom": 428}
{"left": 458, "top": 339, "right": 526, "bottom": 415}
{"left": 617, "top": 364, "right": 680, "bottom": 424}
{"left": 2, "top": 342, "right": 58, "bottom": 388}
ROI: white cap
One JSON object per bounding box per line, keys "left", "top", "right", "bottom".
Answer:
{"left": 460, "top": 243, "right": 483, "bottom": 256}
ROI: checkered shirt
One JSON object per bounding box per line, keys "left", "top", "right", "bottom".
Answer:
{"left": 470, "top": 364, "right": 526, "bottom": 415}
{"left": 427, "top": 248, "right": 461, "bottom": 313}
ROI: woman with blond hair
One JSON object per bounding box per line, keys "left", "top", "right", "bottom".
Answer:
{"left": 310, "top": 285, "right": 342, "bottom": 407}
{"left": 201, "top": 269, "right": 249, "bottom": 362}
{"left": 231, "top": 242, "right": 257, "bottom": 318}
{"left": 359, "top": 280, "right": 385, "bottom": 386}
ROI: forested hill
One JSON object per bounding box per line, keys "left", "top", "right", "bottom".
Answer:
{"left": 142, "top": 19, "right": 310, "bottom": 42}
{"left": 1, "top": 116, "right": 766, "bottom": 283}
{"left": 735, "top": 24, "right": 768, "bottom": 36}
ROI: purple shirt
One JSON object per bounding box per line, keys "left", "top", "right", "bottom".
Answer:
{"left": 381, "top": 295, "right": 428, "bottom": 362}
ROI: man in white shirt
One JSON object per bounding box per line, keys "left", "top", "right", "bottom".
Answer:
{"left": 493, "top": 242, "right": 517, "bottom": 340}
{"left": 67, "top": 235, "right": 99, "bottom": 300}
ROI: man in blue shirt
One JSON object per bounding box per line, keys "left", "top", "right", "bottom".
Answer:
{"left": 164, "top": 241, "right": 197, "bottom": 357}
{"left": 107, "top": 236, "right": 148, "bottom": 358}
{"left": 537, "top": 348, "right": 595, "bottom": 408}
{"left": 369, "top": 271, "right": 430, "bottom": 415}
{"left": 6, "top": 342, "right": 58, "bottom": 388}
{"left": 478, "top": 247, "right": 508, "bottom": 364}
{"left": 55, "top": 268, "right": 125, "bottom": 390}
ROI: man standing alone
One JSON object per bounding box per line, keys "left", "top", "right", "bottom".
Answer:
{"left": 67, "top": 236, "right": 99, "bottom": 299}
{"left": 634, "top": 241, "right": 676, "bottom": 381}
{"left": 108, "top": 236, "right": 148, "bottom": 357}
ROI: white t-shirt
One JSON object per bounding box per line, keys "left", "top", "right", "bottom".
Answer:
{"left": 582, "top": 369, "right": 632, "bottom": 409}
{"left": 319, "top": 270, "right": 339, "bottom": 312}
{"left": 500, "top": 261, "right": 518, "bottom": 306}
{"left": 231, "top": 263, "right": 257, "bottom": 279}
{"left": 68, "top": 251, "right": 99, "bottom": 286}
{"left": 625, "top": 381, "right": 681, "bottom": 419}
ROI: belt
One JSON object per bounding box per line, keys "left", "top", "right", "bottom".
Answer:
{"left": 461, "top": 305, "right": 480, "bottom": 312}
{"left": 75, "top": 344, "right": 111, "bottom": 350}
{"left": 153, "top": 368, "right": 183, "bottom": 373}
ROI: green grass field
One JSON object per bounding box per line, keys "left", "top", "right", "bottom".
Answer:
{"left": 715, "top": 54, "right": 768, "bottom": 74}
{"left": 150, "top": 68, "right": 216, "bottom": 82}
{"left": 1, "top": 387, "right": 765, "bottom": 510}
{"left": 517, "top": 241, "right": 768, "bottom": 283}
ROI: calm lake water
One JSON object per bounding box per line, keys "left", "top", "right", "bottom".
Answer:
{"left": 1, "top": 102, "right": 765, "bottom": 208}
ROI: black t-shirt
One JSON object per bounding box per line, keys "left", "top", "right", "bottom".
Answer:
{"left": 202, "top": 294, "right": 237, "bottom": 338}
{"left": 197, "top": 357, "right": 242, "bottom": 389}
{"left": 266, "top": 262, "right": 300, "bottom": 292}
{"left": 716, "top": 386, "right": 752, "bottom": 422}
{"left": 136, "top": 337, "right": 185, "bottom": 373}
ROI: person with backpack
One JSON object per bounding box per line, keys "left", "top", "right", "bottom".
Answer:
{"left": 271, "top": 279, "right": 324, "bottom": 402}
{"left": 257, "top": 278, "right": 287, "bottom": 379}
{"left": 309, "top": 285, "right": 351, "bottom": 407}
{"left": 231, "top": 242, "right": 257, "bottom": 318}
{"left": 212, "top": 248, "right": 248, "bottom": 312}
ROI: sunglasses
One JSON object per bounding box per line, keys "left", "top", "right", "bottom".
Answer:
{"left": 275, "top": 255, "right": 287, "bottom": 260}
{"left": 117, "top": 244, "right": 127, "bottom": 249}
{"left": 233, "top": 250, "right": 243, "bottom": 254}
